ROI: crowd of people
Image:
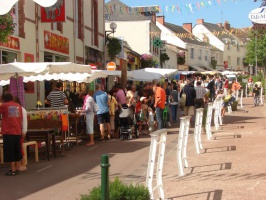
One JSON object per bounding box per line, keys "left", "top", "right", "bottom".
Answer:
{"left": 0, "top": 74, "right": 262, "bottom": 176}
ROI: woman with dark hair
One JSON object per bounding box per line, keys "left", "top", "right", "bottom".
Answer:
{"left": 0, "top": 92, "right": 23, "bottom": 176}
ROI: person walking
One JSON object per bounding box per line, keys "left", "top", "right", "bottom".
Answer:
{"left": 180, "top": 79, "right": 196, "bottom": 117}
{"left": 153, "top": 83, "right": 166, "bottom": 130}
{"left": 169, "top": 85, "right": 179, "bottom": 123}
{"left": 207, "top": 76, "right": 215, "bottom": 102}
{"left": 194, "top": 81, "right": 207, "bottom": 109}
{"left": 83, "top": 89, "right": 96, "bottom": 146}
{"left": 45, "top": 82, "right": 68, "bottom": 107}
{"left": 0, "top": 92, "right": 23, "bottom": 176}
{"left": 93, "top": 84, "right": 111, "bottom": 141}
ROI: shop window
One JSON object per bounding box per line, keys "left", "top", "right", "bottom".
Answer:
{"left": 1, "top": 50, "right": 17, "bottom": 64}
{"left": 44, "top": 53, "right": 67, "bottom": 62}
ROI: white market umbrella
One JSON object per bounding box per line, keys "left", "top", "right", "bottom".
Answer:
{"left": 0, "top": 62, "right": 91, "bottom": 81}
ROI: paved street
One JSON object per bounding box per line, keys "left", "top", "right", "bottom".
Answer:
{"left": 0, "top": 96, "right": 265, "bottom": 200}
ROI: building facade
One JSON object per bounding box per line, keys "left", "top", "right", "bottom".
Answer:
{"left": 0, "top": 0, "right": 104, "bottom": 108}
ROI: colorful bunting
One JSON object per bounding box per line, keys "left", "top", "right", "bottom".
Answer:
{"left": 105, "top": 0, "right": 241, "bottom": 15}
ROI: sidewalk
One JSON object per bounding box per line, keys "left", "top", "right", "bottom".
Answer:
{"left": 156, "top": 97, "right": 266, "bottom": 200}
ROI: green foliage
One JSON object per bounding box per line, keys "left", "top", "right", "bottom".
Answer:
{"left": 80, "top": 177, "right": 150, "bottom": 200}
{"left": 211, "top": 58, "right": 217, "bottom": 69}
{"left": 244, "top": 29, "right": 266, "bottom": 67}
{"left": 107, "top": 38, "right": 122, "bottom": 61}
{"left": 160, "top": 53, "right": 169, "bottom": 64}
{"left": 0, "top": 13, "right": 15, "bottom": 42}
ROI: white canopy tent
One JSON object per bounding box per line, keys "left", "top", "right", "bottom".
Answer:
{"left": 127, "top": 68, "right": 178, "bottom": 81}
{"left": 221, "top": 70, "right": 239, "bottom": 75}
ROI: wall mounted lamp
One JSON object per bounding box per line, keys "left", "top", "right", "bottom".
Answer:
{"left": 105, "top": 22, "right": 117, "bottom": 45}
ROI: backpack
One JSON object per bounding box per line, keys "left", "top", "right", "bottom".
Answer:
{"left": 180, "top": 92, "right": 186, "bottom": 107}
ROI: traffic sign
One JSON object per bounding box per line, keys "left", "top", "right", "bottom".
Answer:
{"left": 106, "top": 62, "right": 116, "bottom": 71}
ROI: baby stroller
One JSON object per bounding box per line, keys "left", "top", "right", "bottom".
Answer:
{"left": 119, "top": 107, "right": 138, "bottom": 140}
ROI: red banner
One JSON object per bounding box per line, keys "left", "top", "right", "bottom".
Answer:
{"left": 44, "top": 30, "right": 69, "bottom": 54}
{"left": 0, "top": 36, "right": 20, "bottom": 50}
{"left": 41, "top": 0, "right": 65, "bottom": 22}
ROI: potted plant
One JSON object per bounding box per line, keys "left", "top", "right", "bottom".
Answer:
{"left": 140, "top": 53, "right": 158, "bottom": 68}
{"left": 0, "top": 13, "right": 16, "bottom": 43}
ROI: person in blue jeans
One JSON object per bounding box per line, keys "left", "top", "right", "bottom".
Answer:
{"left": 169, "top": 85, "right": 179, "bottom": 123}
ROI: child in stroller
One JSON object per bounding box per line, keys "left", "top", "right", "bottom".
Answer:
{"left": 119, "top": 106, "right": 138, "bottom": 140}
{"left": 221, "top": 89, "right": 235, "bottom": 117}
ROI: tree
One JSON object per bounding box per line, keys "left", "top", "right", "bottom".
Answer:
{"left": 244, "top": 29, "right": 266, "bottom": 67}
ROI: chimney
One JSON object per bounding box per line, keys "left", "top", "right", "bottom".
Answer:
{"left": 224, "top": 21, "right": 231, "bottom": 31}
{"left": 217, "top": 23, "right": 222, "bottom": 27}
{"left": 183, "top": 23, "right": 192, "bottom": 33}
{"left": 197, "top": 19, "right": 204, "bottom": 24}
{"left": 156, "top": 16, "right": 165, "bottom": 25}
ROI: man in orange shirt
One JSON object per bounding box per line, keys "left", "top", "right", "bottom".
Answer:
{"left": 153, "top": 83, "right": 166, "bottom": 130}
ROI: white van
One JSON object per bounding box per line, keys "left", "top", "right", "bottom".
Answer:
{"left": 226, "top": 74, "right": 237, "bottom": 84}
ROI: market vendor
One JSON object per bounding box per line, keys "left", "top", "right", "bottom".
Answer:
{"left": 45, "top": 82, "right": 68, "bottom": 107}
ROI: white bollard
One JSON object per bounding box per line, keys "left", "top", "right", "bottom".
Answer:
{"left": 205, "top": 103, "right": 213, "bottom": 140}
{"left": 213, "top": 102, "right": 220, "bottom": 131}
{"left": 218, "top": 98, "right": 223, "bottom": 125}
{"left": 177, "top": 117, "right": 185, "bottom": 176}
{"left": 182, "top": 116, "right": 191, "bottom": 168}
{"left": 146, "top": 129, "right": 167, "bottom": 200}
{"left": 235, "top": 90, "right": 239, "bottom": 101}
{"left": 239, "top": 89, "right": 243, "bottom": 108}
{"left": 245, "top": 84, "right": 248, "bottom": 98}
{"left": 194, "top": 108, "right": 204, "bottom": 154}
{"left": 260, "top": 87, "right": 263, "bottom": 105}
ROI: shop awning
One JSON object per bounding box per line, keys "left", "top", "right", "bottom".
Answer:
{"left": 189, "top": 66, "right": 205, "bottom": 72}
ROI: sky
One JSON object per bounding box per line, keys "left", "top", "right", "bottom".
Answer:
{"left": 105, "top": 0, "right": 263, "bottom": 28}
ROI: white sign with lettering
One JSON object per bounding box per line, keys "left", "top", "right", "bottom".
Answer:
{"left": 248, "top": 7, "right": 266, "bottom": 24}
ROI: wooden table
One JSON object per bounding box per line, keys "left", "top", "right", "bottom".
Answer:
{"left": 26, "top": 128, "right": 56, "bottom": 161}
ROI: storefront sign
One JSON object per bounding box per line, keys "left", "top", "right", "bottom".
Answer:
{"left": 41, "top": 0, "right": 66, "bottom": 22}
{"left": 24, "top": 53, "right": 35, "bottom": 93}
{"left": 44, "top": 30, "right": 69, "bottom": 54}
{"left": 0, "top": 36, "right": 20, "bottom": 50}
{"left": 248, "top": 7, "right": 266, "bottom": 24}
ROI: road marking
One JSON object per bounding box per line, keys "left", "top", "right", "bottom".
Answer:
{"left": 37, "top": 165, "right": 53, "bottom": 172}
{"left": 247, "top": 181, "right": 260, "bottom": 190}
{"left": 88, "top": 146, "right": 97, "bottom": 151}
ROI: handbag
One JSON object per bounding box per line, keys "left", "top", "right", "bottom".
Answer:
{"left": 180, "top": 93, "right": 186, "bottom": 107}
{"left": 93, "top": 100, "right": 99, "bottom": 113}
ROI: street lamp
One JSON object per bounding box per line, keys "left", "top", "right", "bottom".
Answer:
{"left": 105, "top": 22, "right": 117, "bottom": 45}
